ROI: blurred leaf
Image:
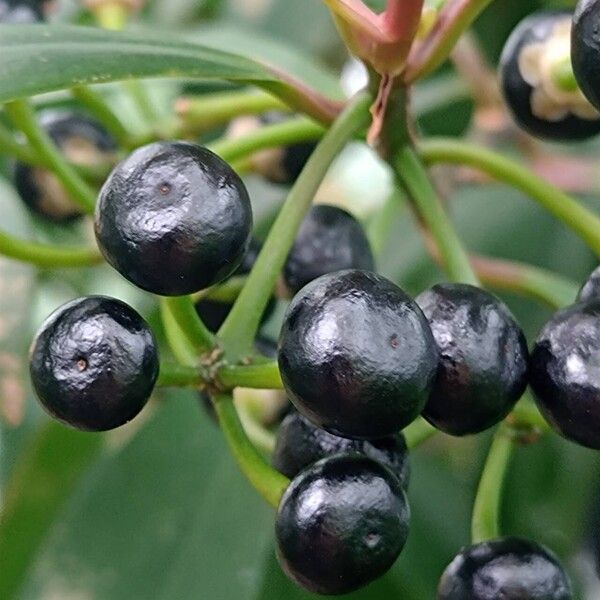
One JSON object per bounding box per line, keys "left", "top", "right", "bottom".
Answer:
{"left": 0, "top": 422, "right": 102, "bottom": 600}
{"left": 15, "top": 394, "right": 274, "bottom": 600}
{"left": 0, "top": 24, "right": 276, "bottom": 104}
{"left": 0, "top": 177, "right": 37, "bottom": 484}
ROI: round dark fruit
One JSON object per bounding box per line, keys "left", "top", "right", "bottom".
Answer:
{"left": 416, "top": 283, "right": 528, "bottom": 436}
{"left": 194, "top": 238, "right": 275, "bottom": 332}
{"left": 573, "top": 0, "right": 600, "bottom": 113}
{"left": 275, "top": 454, "right": 410, "bottom": 595}
{"left": 577, "top": 265, "right": 600, "bottom": 302}
{"left": 0, "top": 0, "right": 44, "bottom": 22}
{"left": 283, "top": 204, "right": 375, "bottom": 296}
{"left": 278, "top": 269, "right": 438, "bottom": 439}
{"left": 500, "top": 10, "right": 600, "bottom": 141}
{"left": 29, "top": 296, "right": 159, "bottom": 431}
{"left": 95, "top": 141, "right": 253, "bottom": 296}
{"left": 530, "top": 299, "right": 600, "bottom": 449}
{"left": 14, "top": 112, "right": 116, "bottom": 222}
{"left": 273, "top": 410, "right": 410, "bottom": 488}
{"left": 437, "top": 537, "right": 572, "bottom": 599}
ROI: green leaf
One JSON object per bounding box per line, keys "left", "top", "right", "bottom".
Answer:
{"left": 0, "top": 24, "right": 341, "bottom": 123}
{"left": 0, "top": 24, "right": 274, "bottom": 104}
{"left": 0, "top": 422, "right": 102, "bottom": 600}
{"left": 14, "top": 394, "right": 275, "bottom": 600}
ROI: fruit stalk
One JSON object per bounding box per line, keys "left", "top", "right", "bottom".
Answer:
{"left": 213, "top": 393, "right": 289, "bottom": 508}
{"left": 70, "top": 86, "right": 130, "bottom": 148}
{"left": 161, "top": 296, "right": 216, "bottom": 354}
{"left": 4, "top": 99, "right": 97, "bottom": 214}
{"left": 0, "top": 231, "right": 102, "bottom": 268}
{"left": 471, "top": 424, "right": 514, "bottom": 543}
{"left": 405, "top": 0, "right": 496, "bottom": 82}
{"left": 209, "top": 117, "right": 325, "bottom": 164}
{"left": 394, "top": 145, "right": 479, "bottom": 285}
{"left": 419, "top": 137, "right": 600, "bottom": 257}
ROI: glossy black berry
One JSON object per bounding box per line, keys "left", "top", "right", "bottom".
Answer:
{"left": 29, "top": 296, "right": 159, "bottom": 431}
{"left": 14, "top": 112, "right": 116, "bottom": 222}
{"left": 530, "top": 299, "right": 600, "bottom": 449}
{"left": 95, "top": 141, "right": 253, "bottom": 296}
{"left": 273, "top": 410, "right": 410, "bottom": 488}
{"left": 577, "top": 265, "right": 600, "bottom": 302}
{"left": 275, "top": 454, "right": 410, "bottom": 595}
{"left": 194, "top": 238, "right": 275, "bottom": 332}
{"left": 500, "top": 10, "right": 600, "bottom": 141}
{"left": 438, "top": 537, "right": 572, "bottom": 599}
{"left": 278, "top": 269, "right": 438, "bottom": 439}
{"left": 416, "top": 284, "right": 528, "bottom": 436}
{"left": 572, "top": 0, "right": 600, "bottom": 113}
{"left": 283, "top": 204, "right": 375, "bottom": 296}
{"left": 0, "top": 0, "right": 44, "bottom": 22}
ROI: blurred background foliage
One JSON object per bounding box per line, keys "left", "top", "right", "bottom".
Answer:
{"left": 1, "top": 0, "right": 600, "bottom": 598}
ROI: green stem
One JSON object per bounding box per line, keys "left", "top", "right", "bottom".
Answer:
{"left": 471, "top": 424, "right": 514, "bottom": 543}
{"left": 0, "top": 231, "right": 102, "bottom": 268}
{"left": 218, "top": 362, "right": 282, "bottom": 390}
{"left": 124, "top": 80, "right": 158, "bottom": 126}
{"left": 405, "top": 0, "right": 495, "bottom": 82}
{"left": 395, "top": 145, "right": 479, "bottom": 285}
{"left": 193, "top": 276, "right": 246, "bottom": 304}
{"left": 161, "top": 296, "right": 215, "bottom": 354}
{"left": 0, "top": 121, "right": 37, "bottom": 163}
{"left": 157, "top": 360, "right": 283, "bottom": 391}
{"left": 4, "top": 100, "right": 96, "bottom": 214}
{"left": 176, "top": 90, "right": 288, "bottom": 134}
{"left": 236, "top": 399, "right": 277, "bottom": 454}
{"left": 471, "top": 255, "right": 578, "bottom": 310}
{"left": 213, "top": 393, "right": 289, "bottom": 508}
{"left": 508, "top": 391, "right": 551, "bottom": 434}
{"left": 419, "top": 138, "right": 600, "bottom": 258}
{"left": 209, "top": 117, "right": 325, "bottom": 164}
{"left": 159, "top": 298, "right": 198, "bottom": 366}
{"left": 367, "top": 190, "right": 406, "bottom": 259}
{"left": 71, "top": 86, "right": 130, "bottom": 147}
{"left": 404, "top": 417, "right": 437, "bottom": 449}
{"left": 217, "top": 92, "right": 372, "bottom": 358}
{"left": 157, "top": 363, "right": 205, "bottom": 388}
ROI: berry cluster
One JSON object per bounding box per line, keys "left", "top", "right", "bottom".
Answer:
{"left": 8, "top": 0, "right": 600, "bottom": 597}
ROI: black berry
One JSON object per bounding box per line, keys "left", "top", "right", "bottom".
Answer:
{"left": 500, "top": 10, "right": 600, "bottom": 141}
{"left": 0, "top": 0, "right": 45, "bottom": 22}
{"left": 278, "top": 269, "right": 438, "bottom": 439}
{"left": 572, "top": 0, "right": 600, "bottom": 113}
{"left": 29, "top": 296, "right": 159, "bottom": 431}
{"left": 275, "top": 454, "right": 410, "bottom": 595}
{"left": 577, "top": 265, "right": 600, "bottom": 302}
{"left": 14, "top": 112, "right": 116, "bottom": 222}
{"left": 95, "top": 141, "right": 252, "bottom": 296}
{"left": 416, "top": 283, "right": 528, "bottom": 436}
{"left": 283, "top": 204, "right": 375, "bottom": 296}
{"left": 530, "top": 299, "right": 600, "bottom": 449}
{"left": 438, "top": 537, "right": 572, "bottom": 599}
{"left": 194, "top": 238, "right": 275, "bottom": 332}
{"left": 273, "top": 410, "right": 410, "bottom": 488}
